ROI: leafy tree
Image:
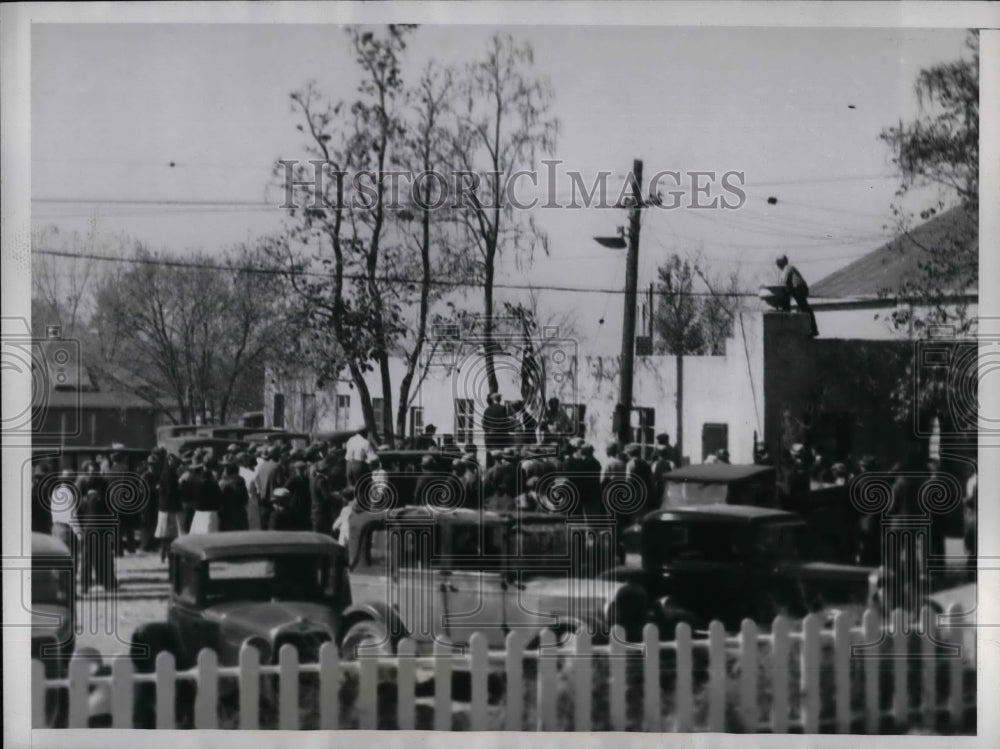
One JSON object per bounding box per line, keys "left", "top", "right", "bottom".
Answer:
{"left": 879, "top": 31, "right": 978, "bottom": 335}
{"left": 879, "top": 32, "right": 979, "bottom": 448}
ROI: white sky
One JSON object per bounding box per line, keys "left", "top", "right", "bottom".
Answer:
{"left": 31, "top": 23, "right": 973, "bottom": 351}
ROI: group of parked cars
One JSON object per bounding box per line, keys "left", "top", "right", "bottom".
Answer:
{"left": 33, "top": 452, "right": 928, "bottom": 726}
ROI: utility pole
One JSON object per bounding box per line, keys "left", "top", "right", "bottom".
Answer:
{"left": 615, "top": 158, "right": 642, "bottom": 445}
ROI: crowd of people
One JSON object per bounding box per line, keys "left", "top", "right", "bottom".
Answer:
{"left": 29, "top": 394, "right": 977, "bottom": 594}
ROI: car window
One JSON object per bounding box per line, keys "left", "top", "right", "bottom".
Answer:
{"left": 202, "top": 555, "right": 328, "bottom": 603}
{"left": 646, "top": 523, "right": 738, "bottom": 564}
{"left": 754, "top": 522, "right": 806, "bottom": 561}
{"left": 511, "top": 521, "right": 569, "bottom": 557}
{"left": 175, "top": 558, "right": 201, "bottom": 605}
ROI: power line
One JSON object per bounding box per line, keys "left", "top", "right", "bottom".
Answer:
{"left": 34, "top": 248, "right": 763, "bottom": 298}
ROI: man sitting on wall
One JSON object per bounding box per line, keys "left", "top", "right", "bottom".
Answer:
{"left": 775, "top": 254, "right": 819, "bottom": 337}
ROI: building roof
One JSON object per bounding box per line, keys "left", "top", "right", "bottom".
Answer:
{"left": 811, "top": 205, "right": 977, "bottom": 299}
{"left": 172, "top": 531, "right": 341, "bottom": 560}
{"left": 44, "top": 389, "right": 161, "bottom": 410}
{"left": 663, "top": 463, "right": 775, "bottom": 483}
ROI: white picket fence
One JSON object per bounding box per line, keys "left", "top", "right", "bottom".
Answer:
{"left": 33, "top": 604, "right": 974, "bottom": 732}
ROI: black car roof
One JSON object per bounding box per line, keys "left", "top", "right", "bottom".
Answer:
{"left": 32, "top": 532, "right": 73, "bottom": 557}
{"left": 172, "top": 531, "right": 341, "bottom": 560}
{"left": 663, "top": 463, "right": 776, "bottom": 483}
{"left": 646, "top": 504, "right": 798, "bottom": 524}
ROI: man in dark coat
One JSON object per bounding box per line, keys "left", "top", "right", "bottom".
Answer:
{"left": 78, "top": 488, "right": 116, "bottom": 593}
{"left": 218, "top": 460, "right": 250, "bottom": 532}
{"left": 284, "top": 461, "right": 312, "bottom": 531}
{"left": 482, "top": 392, "right": 508, "bottom": 466}
{"left": 624, "top": 444, "right": 656, "bottom": 524}
{"left": 253, "top": 446, "right": 286, "bottom": 531}
{"left": 139, "top": 455, "right": 160, "bottom": 551}
{"left": 310, "top": 457, "right": 337, "bottom": 535}
{"left": 31, "top": 464, "right": 53, "bottom": 535}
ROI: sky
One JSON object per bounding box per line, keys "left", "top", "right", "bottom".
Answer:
{"left": 31, "top": 23, "right": 974, "bottom": 353}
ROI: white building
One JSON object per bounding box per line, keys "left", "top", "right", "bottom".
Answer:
{"left": 265, "top": 310, "right": 766, "bottom": 465}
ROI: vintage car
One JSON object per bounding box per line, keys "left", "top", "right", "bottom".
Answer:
{"left": 130, "top": 531, "right": 353, "bottom": 670}
{"left": 31, "top": 533, "right": 76, "bottom": 726}
{"left": 340, "top": 505, "right": 651, "bottom": 656}
{"left": 616, "top": 504, "right": 877, "bottom": 633}
{"left": 658, "top": 464, "right": 860, "bottom": 562}
{"left": 194, "top": 425, "right": 284, "bottom": 441}
{"left": 32, "top": 446, "right": 151, "bottom": 474}
{"left": 156, "top": 424, "right": 203, "bottom": 447}
{"left": 660, "top": 463, "right": 779, "bottom": 508}
{"left": 244, "top": 431, "right": 311, "bottom": 449}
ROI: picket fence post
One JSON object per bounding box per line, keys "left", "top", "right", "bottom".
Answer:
{"left": 111, "top": 656, "right": 134, "bottom": 728}
{"left": 674, "top": 622, "right": 693, "bottom": 732}
{"left": 945, "top": 601, "right": 964, "bottom": 729}
{"left": 279, "top": 644, "right": 299, "bottom": 730}
{"left": 833, "top": 610, "right": 851, "bottom": 733}
{"left": 433, "top": 638, "right": 451, "bottom": 730}
{"left": 318, "top": 642, "right": 340, "bottom": 730}
{"left": 573, "top": 631, "right": 592, "bottom": 731}
{"left": 195, "top": 649, "right": 219, "bottom": 729}
{"left": 739, "top": 619, "right": 757, "bottom": 732}
{"left": 155, "top": 651, "right": 176, "bottom": 729}
{"left": 892, "top": 608, "right": 907, "bottom": 728}
{"left": 537, "top": 629, "right": 558, "bottom": 730}
{"left": 862, "top": 607, "right": 880, "bottom": 734}
{"left": 68, "top": 654, "right": 91, "bottom": 727}
{"left": 396, "top": 638, "right": 416, "bottom": 730}
{"left": 239, "top": 643, "right": 260, "bottom": 729}
{"left": 643, "top": 623, "right": 660, "bottom": 731}
{"left": 800, "top": 613, "right": 821, "bottom": 733}
{"left": 32, "top": 661, "right": 46, "bottom": 728}
{"left": 609, "top": 625, "right": 627, "bottom": 730}
{"left": 358, "top": 647, "right": 377, "bottom": 730}
{"left": 504, "top": 631, "right": 524, "bottom": 730}
{"left": 921, "top": 605, "right": 937, "bottom": 730}
{"left": 708, "top": 620, "right": 726, "bottom": 731}
{"left": 770, "top": 615, "right": 789, "bottom": 733}
{"left": 470, "top": 633, "right": 489, "bottom": 730}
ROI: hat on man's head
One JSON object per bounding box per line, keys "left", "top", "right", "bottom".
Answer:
{"left": 775, "top": 254, "right": 788, "bottom": 267}
{"left": 424, "top": 424, "right": 437, "bottom": 434}
{"left": 227, "top": 443, "right": 240, "bottom": 453}
{"left": 625, "top": 443, "right": 641, "bottom": 457}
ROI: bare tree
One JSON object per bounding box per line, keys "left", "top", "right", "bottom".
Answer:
{"left": 448, "top": 32, "right": 559, "bottom": 394}
{"left": 90, "top": 243, "right": 290, "bottom": 424}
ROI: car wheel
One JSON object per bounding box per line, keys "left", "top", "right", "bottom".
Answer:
{"left": 340, "top": 619, "right": 394, "bottom": 660}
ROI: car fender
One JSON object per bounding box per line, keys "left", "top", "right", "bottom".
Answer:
{"left": 655, "top": 595, "right": 705, "bottom": 638}
{"left": 340, "top": 601, "right": 407, "bottom": 644}
{"left": 130, "top": 621, "right": 183, "bottom": 672}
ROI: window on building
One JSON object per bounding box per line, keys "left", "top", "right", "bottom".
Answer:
{"left": 335, "top": 394, "right": 350, "bottom": 430}
{"left": 701, "top": 423, "right": 729, "bottom": 462}
{"left": 371, "top": 398, "right": 385, "bottom": 442}
{"left": 455, "top": 399, "right": 474, "bottom": 444}
{"left": 631, "top": 407, "right": 655, "bottom": 446}
{"left": 570, "top": 403, "right": 586, "bottom": 438}
{"left": 300, "top": 393, "right": 317, "bottom": 433}
{"left": 409, "top": 406, "right": 424, "bottom": 438}
{"left": 273, "top": 393, "right": 285, "bottom": 429}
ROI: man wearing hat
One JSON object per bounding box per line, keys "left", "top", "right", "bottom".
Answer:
{"left": 253, "top": 445, "right": 286, "bottom": 531}
{"left": 416, "top": 424, "right": 439, "bottom": 451}
{"left": 284, "top": 460, "right": 312, "bottom": 531}
{"left": 269, "top": 488, "right": 297, "bottom": 530}
{"left": 188, "top": 459, "right": 222, "bottom": 535}
{"left": 413, "top": 454, "right": 440, "bottom": 508}
{"left": 482, "top": 392, "right": 508, "bottom": 466}
{"left": 624, "top": 444, "right": 655, "bottom": 523}
{"left": 155, "top": 454, "right": 184, "bottom": 561}
{"left": 575, "top": 442, "right": 604, "bottom": 517}
{"left": 775, "top": 254, "right": 818, "bottom": 337}
{"left": 237, "top": 452, "right": 260, "bottom": 529}
{"left": 219, "top": 459, "right": 250, "bottom": 532}
{"left": 139, "top": 455, "right": 161, "bottom": 552}
{"left": 310, "top": 454, "right": 337, "bottom": 536}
